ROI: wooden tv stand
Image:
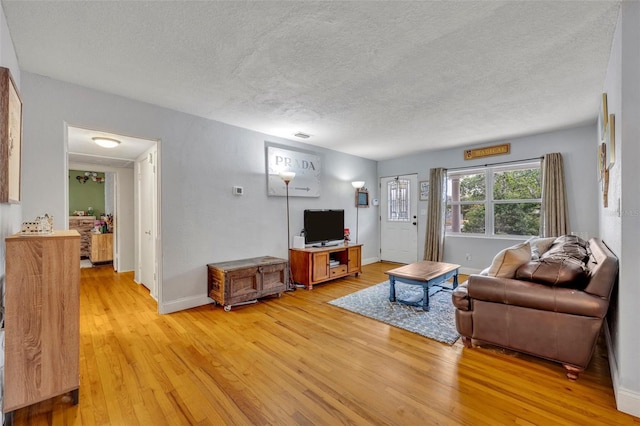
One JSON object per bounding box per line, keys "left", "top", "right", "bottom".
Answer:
{"left": 290, "top": 244, "right": 362, "bottom": 290}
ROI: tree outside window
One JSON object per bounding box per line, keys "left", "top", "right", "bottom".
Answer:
{"left": 447, "top": 161, "right": 541, "bottom": 237}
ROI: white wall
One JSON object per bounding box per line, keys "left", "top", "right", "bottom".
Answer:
{"left": 20, "top": 73, "right": 378, "bottom": 313}
{"left": 378, "top": 124, "right": 599, "bottom": 272}
{"left": 600, "top": 3, "right": 640, "bottom": 417}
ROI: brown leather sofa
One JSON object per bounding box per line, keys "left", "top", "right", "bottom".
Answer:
{"left": 452, "top": 237, "right": 618, "bottom": 380}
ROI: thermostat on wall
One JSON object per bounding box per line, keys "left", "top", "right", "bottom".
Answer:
{"left": 372, "top": 198, "right": 379, "bottom": 206}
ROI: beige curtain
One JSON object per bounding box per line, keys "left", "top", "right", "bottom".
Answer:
{"left": 423, "top": 168, "right": 447, "bottom": 261}
{"left": 541, "top": 152, "right": 569, "bottom": 237}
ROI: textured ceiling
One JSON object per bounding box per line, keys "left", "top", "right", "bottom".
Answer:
{"left": 2, "top": 1, "right": 620, "bottom": 161}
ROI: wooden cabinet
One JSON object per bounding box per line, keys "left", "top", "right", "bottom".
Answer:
{"left": 4, "top": 230, "right": 80, "bottom": 421}
{"left": 90, "top": 232, "right": 113, "bottom": 264}
{"left": 290, "top": 244, "right": 362, "bottom": 290}
{"left": 69, "top": 216, "right": 95, "bottom": 258}
{"left": 207, "top": 256, "right": 288, "bottom": 311}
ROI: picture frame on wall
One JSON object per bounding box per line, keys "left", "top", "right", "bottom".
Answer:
{"left": 607, "top": 114, "right": 615, "bottom": 168}
{"left": 0, "top": 67, "right": 22, "bottom": 204}
{"left": 419, "top": 180, "right": 429, "bottom": 201}
{"left": 598, "top": 142, "right": 606, "bottom": 182}
{"left": 355, "top": 188, "right": 369, "bottom": 207}
{"left": 598, "top": 93, "right": 608, "bottom": 140}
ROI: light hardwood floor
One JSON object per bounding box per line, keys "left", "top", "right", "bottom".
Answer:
{"left": 11, "top": 262, "right": 639, "bottom": 425}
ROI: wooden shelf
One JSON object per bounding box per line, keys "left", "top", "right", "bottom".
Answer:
{"left": 290, "top": 244, "right": 362, "bottom": 290}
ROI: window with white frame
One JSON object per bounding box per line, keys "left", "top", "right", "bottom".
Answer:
{"left": 446, "top": 160, "right": 542, "bottom": 237}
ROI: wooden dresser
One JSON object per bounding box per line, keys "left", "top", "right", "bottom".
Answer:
{"left": 3, "top": 230, "right": 81, "bottom": 422}
{"left": 69, "top": 215, "right": 95, "bottom": 258}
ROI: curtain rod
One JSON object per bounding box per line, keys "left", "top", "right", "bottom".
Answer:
{"left": 445, "top": 156, "right": 544, "bottom": 172}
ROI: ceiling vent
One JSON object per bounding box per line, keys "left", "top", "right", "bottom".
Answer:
{"left": 294, "top": 132, "right": 310, "bottom": 139}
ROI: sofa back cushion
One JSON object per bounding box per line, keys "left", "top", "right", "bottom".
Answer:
{"left": 515, "top": 258, "right": 589, "bottom": 289}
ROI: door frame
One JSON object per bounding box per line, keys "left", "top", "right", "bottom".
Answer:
{"left": 64, "top": 124, "right": 162, "bottom": 312}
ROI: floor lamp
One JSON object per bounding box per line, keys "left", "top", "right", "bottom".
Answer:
{"left": 280, "top": 171, "right": 296, "bottom": 290}
{"left": 351, "top": 181, "right": 365, "bottom": 244}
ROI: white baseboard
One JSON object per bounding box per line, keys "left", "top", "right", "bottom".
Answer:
{"left": 604, "top": 319, "right": 640, "bottom": 418}
{"left": 459, "top": 267, "right": 482, "bottom": 276}
{"left": 362, "top": 257, "right": 380, "bottom": 265}
{"left": 159, "top": 295, "right": 212, "bottom": 314}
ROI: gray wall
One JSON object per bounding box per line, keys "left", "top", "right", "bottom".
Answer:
{"left": 19, "top": 72, "right": 378, "bottom": 313}
{"left": 378, "top": 124, "right": 598, "bottom": 272}
{"left": 600, "top": 3, "right": 640, "bottom": 417}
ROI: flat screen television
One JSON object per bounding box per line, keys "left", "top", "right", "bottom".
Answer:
{"left": 303, "top": 209, "right": 344, "bottom": 247}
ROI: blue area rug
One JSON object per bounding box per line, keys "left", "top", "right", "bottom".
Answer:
{"left": 328, "top": 281, "right": 459, "bottom": 345}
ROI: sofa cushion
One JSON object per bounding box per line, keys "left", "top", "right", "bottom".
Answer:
{"left": 515, "top": 258, "right": 589, "bottom": 289}
{"left": 525, "top": 236, "right": 556, "bottom": 260}
{"left": 487, "top": 242, "right": 531, "bottom": 278}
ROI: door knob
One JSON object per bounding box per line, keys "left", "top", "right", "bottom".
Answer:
{"left": 413, "top": 222, "right": 417, "bottom": 225}
{"left": 145, "top": 230, "right": 151, "bottom": 235}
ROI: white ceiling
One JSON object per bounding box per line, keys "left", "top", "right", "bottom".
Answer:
{"left": 2, "top": 1, "right": 620, "bottom": 161}
{"left": 68, "top": 126, "right": 156, "bottom": 169}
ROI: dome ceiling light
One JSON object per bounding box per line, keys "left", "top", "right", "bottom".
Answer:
{"left": 92, "top": 137, "right": 121, "bottom": 148}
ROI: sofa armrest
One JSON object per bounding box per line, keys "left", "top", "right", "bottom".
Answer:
{"left": 452, "top": 284, "right": 470, "bottom": 311}
{"left": 467, "top": 274, "right": 609, "bottom": 318}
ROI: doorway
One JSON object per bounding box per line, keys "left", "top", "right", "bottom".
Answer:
{"left": 66, "top": 125, "right": 160, "bottom": 306}
{"left": 380, "top": 174, "right": 418, "bottom": 264}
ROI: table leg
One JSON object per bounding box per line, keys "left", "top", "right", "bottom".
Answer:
{"left": 453, "top": 271, "right": 459, "bottom": 289}
{"left": 422, "top": 285, "right": 430, "bottom": 311}
{"left": 389, "top": 276, "right": 396, "bottom": 302}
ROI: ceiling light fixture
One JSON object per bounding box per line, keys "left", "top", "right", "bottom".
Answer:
{"left": 92, "top": 137, "right": 121, "bottom": 148}
{"left": 294, "top": 132, "right": 310, "bottom": 139}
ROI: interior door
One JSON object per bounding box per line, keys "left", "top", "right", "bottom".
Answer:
{"left": 138, "top": 147, "right": 157, "bottom": 298}
{"left": 380, "top": 174, "right": 418, "bottom": 264}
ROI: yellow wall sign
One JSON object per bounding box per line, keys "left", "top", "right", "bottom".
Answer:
{"left": 464, "top": 143, "right": 511, "bottom": 160}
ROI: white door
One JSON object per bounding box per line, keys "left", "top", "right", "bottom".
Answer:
{"left": 137, "top": 147, "right": 157, "bottom": 298}
{"left": 380, "top": 174, "right": 418, "bottom": 264}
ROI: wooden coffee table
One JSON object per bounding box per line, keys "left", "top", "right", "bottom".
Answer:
{"left": 385, "top": 261, "right": 460, "bottom": 311}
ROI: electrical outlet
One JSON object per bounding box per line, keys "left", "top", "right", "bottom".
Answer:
{"left": 465, "top": 253, "right": 472, "bottom": 261}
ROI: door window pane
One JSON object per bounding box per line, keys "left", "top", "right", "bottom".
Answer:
{"left": 387, "top": 179, "right": 411, "bottom": 222}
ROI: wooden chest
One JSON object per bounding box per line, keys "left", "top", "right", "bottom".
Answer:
{"left": 207, "top": 256, "right": 288, "bottom": 311}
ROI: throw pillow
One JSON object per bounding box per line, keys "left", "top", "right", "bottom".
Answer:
{"left": 487, "top": 242, "right": 531, "bottom": 278}
{"left": 542, "top": 236, "right": 590, "bottom": 265}
{"left": 525, "top": 236, "right": 557, "bottom": 260}
{"left": 515, "top": 258, "right": 589, "bottom": 289}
